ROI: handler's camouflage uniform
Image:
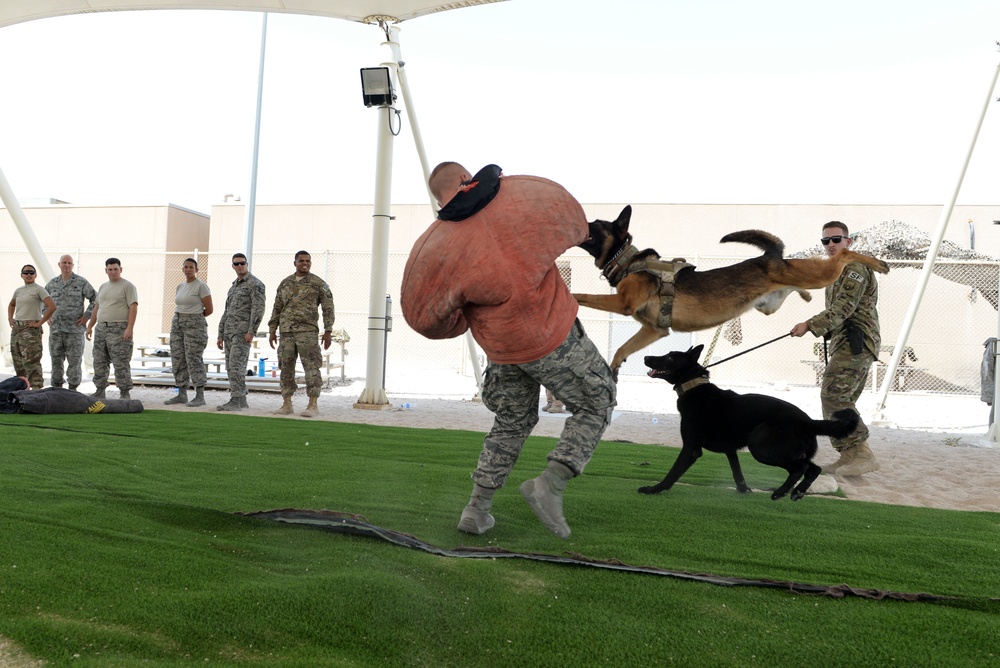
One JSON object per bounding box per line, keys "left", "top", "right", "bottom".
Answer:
{"left": 475, "top": 320, "right": 617, "bottom": 488}
{"left": 267, "top": 273, "right": 335, "bottom": 399}
{"left": 218, "top": 273, "right": 266, "bottom": 399}
{"left": 806, "top": 262, "right": 880, "bottom": 451}
{"left": 44, "top": 273, "right": 97, "bottom": 388}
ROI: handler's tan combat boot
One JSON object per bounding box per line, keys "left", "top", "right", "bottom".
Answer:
{"left": 274, "top": 397, "right": 294, "bottom": 415}
{"left": 300, "top": 398, "right": 319, "bottom": 418}
{"left": 837, "top": 442, "right": 880, "bottom": 476}
{"left": 457, "top": 484, "right": 496, "bottom": 535}
{"left": 520, "top": 461, "right": 574, "bottom": 539}
{"left": 824, "top": 446, "right": 857, "bottom": 474}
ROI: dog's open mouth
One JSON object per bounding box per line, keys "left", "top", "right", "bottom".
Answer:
{"left": 646, "top": 368, "right": 670, "bottom": 380}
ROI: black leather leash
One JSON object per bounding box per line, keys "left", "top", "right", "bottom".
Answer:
{"left": 704, "top": 333, "right": 792, "bottom": 369}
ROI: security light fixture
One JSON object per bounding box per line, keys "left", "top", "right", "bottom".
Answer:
{"left": 360, "top": 67, "right": 396, "bottom": 107}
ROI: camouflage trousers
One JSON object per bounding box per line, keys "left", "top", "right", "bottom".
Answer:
{"left": 49, "top": 330, "right": 86, "bottom": 387}
{"left": 93, "top": 322, "right": 134, "bottom": 391}
{"left": 222, "top": 333, "right": 253, "bottom": 398}
{"left": 11, "top": 322, "right": 44, "bottom": 389}
{"left": 820, "top": 346, "right": 874, "bottom": 451}
{"left": 473, "top": 319, "right": 617, "bottom": 489}
{"left": 169, "top": 313, "right": 208, "bottom": 388}
{"left": 276, "top": 331, "right": 324, "bottom": 399}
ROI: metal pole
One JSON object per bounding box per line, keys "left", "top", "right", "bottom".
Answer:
{"left": 0, "top": 166, "right": 53, "bottom": 283}
{"left": 242, "top": 12, "right": 267, "bottom": 265}
{"left": 873, "top": 47, "right": 1000, "bottom": 421}
{"left": 355, "top": 30, "right": 397, "bottom": 409}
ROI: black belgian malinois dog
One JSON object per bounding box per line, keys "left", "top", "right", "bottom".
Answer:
{"left": 641, "top": 345, "right": 858, "bottom": 501}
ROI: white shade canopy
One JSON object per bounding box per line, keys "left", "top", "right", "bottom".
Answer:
{"left": 0, "top": 0, "right": 504, "bottom": 29}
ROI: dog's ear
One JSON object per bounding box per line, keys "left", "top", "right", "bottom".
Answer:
{"left": 688, "top": 344, "right": 705, "bottom": 361}
{"left": 614, "top": 205, "right": 632, "bottom": 232}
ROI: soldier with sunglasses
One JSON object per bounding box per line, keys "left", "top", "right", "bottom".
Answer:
{"left": 7, "top": 264, "right": 57, "bottom": 389}
{"left": 216, "top": 253, "right": 266, "bottom": 411}
{"left": 790, "top": 221, "right": 881, "bottom": 477}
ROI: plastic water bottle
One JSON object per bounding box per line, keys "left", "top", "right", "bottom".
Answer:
{"left": 271, "top": 362, "right": 277, "bottom": 378}
{"left": 652, "top": 417, "right": 659, "bottom": 425}
{"left": 258, "top": 357, "right": 266, "bottom": 377}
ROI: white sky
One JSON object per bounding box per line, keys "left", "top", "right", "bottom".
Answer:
{"left": 0, "top": 0, "right": 998, "bottom": 214}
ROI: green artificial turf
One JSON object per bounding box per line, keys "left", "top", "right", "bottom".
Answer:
{"left": 0, "top": 411, "right": 997, "bottom": 667}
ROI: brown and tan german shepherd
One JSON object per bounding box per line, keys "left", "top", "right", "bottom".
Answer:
{"left": 573, "top": 205, "right": 889, "bottom": 376}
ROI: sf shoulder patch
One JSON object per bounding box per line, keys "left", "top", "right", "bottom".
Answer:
{"left": 845, "top": 270, "right": 864, "bottom": 283}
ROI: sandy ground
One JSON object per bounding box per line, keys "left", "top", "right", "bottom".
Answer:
{"left": 90, "top": 374, "right": 1000, "bottom": 515}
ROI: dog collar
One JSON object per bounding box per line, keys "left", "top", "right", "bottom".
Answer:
{"left": 601, "top": 241, "right": 639, "bottom": 287}
{"left": 674, "top": 376, "right": 710, "bottom": 396}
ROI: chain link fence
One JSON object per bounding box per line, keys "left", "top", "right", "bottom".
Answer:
{"left": 1, "top": 248, "right": 996, "bottom": 399}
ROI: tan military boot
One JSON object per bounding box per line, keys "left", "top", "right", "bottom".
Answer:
{"left": 300, "top": 398, "right": 319, "bottom": 418}
{"left": 837, "top": 442, "right": 880, "bottom": 476}
{"left": 457, "top": 484, "right": 496, "bottom": 535}
{"left": 824, "top": 446, "right": 857, "bottom": 474}
{"left": 520, "top": 461, "right": 574, "bottom": 539}
{"left": 274, "top": 397, "right": 294, "bottom": 415}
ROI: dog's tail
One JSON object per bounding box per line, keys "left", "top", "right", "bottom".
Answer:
{"left": 719, "top": 230, "right": 784, "bottom": 257}
{"left": 809, "top": 408, "right": 860, "bottom": 440}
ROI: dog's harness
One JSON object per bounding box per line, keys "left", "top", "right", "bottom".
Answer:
{"left": 673, "top": 376, "right": 711, "bottom": 397}
{"left": 599, "top": 233, "right": 693, "bottom": 330}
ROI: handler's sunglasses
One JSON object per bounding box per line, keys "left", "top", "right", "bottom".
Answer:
{"left": 820, "top": 235, "right": 845, "bottom": 245}
{"left": 232, "top": 261, "right": 247, "bottom": 266}
{"left": 21, "top": 270, "right": 35, "bottom": 275}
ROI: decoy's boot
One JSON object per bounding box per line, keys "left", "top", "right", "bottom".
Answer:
{"left": 520, "top": 461, "right": 574, "bottom": 539}
{"left": 457, "top": 484, "right": 496, "bottom": 535}
{"left": 274, "top": 397, "right": 294, "bottom": 415}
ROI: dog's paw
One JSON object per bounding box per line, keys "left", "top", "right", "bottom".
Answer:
{"left": 790, "top": 490, "right": 805, "bottom": 501}
{"left": 770, "top": 489, "right": 788, "bottom": 501}
{"left": 736, "top": 484, "right": 752, "bottom": 494}
{"left": 637, "top": 486, "right": 658, "bottom": 495}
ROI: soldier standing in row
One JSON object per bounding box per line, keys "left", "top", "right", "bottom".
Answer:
{"left": 8, "top": 264, "right": 58, "bottom": 389}
{"left": 268, "top": 250, "right": 335, "bottom": 418}
{"left": 86, "top": 258, "right": 139, "bottom": 400}
{"left": 163, "top": 257, "right": 213, "bottom": 408}
{"left": 44, "top": 254, "right": 97, "bottom": 391}
{"left": 216, "top": 253, "right": 266, "bottom": 412}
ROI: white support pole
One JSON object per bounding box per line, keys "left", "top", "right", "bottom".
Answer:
{"left": 355, "top": 30, "right": 398, "bottom": 409}
{"left": 0, "top": 165, "right": 52, "bottom": 283}
{"left": 873, "top": 49, "right": 1000, "bottom": 422}
{"left": 389, "top": 26, "right": 484, "bottom": 395}
{"left": 242, "top": 12, "right": 267, "bottom": 265}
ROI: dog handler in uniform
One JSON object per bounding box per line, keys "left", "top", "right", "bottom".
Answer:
{"left": 164, "top": 258, "right": 213, "bottom": 407}
{"left": 401, "top": 162, "right": 617, "bottom": 539}
{"left": 790, "top": 221, "right": 881, "bottom": 476}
